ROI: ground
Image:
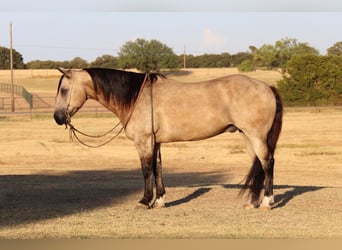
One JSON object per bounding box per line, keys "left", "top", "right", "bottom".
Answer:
{"left": 0, "top": 108, "right": 341, "bottom": 239}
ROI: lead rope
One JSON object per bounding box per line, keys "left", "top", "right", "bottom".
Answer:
{"left": 67, "top": 119, "right": 124, "bottom": 148}
{"left": 149, "top": 74, "right": 156, "bottom": 149}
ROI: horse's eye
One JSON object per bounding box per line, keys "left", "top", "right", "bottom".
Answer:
{"left": 60, "top": 88, "right": 68, "bottom": 96}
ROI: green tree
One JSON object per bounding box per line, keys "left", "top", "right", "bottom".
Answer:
{"left": 89, "top": 54, "right": 118, "bottom": 68}
{"left": 118, "top": 38, "right": 178, "bottom": 72}
{"left": 278, "top": 54, "right": 342, "bottom": 105}
{"left": 275, "top": 38, "right": 319, "bottom": 70}
{"left": 230, "top": 52, "right": 252, "bottom": 67}
{"left": 0, "top": 46, "right": 25, "bottom": 69}
{"left": 26, "top": 60, "right": 58, "bottom": 69}
{"left": 253, "top": 44, "right": 278, "bottom": 69}
{"left": 251, "top": 38, "right": 318, "bottom": 71}
{"left": 238, "top": 59, "right": 254, "bottom": 72}
{"left": 69, "top": 57, "right": 88, "bottom": 69}
{"left": 184, "top": 54, "right": 201, "bottom": 68}
{"left": 327, "top": 41, "right": 342, "bottom": 56}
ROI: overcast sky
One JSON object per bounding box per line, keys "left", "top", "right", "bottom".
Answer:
{"left": 0, "top": 0, "right": 341, "bottom": 63}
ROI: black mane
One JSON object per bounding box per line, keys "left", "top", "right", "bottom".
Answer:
{"left": 83, "top": 68, "right": 164, "bottom": 109}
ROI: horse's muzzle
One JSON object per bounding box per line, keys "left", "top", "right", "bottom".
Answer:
{"left": 54, "top": 110, "right": 67, "bottom": 125}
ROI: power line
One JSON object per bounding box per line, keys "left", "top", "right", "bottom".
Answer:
{"left": 14, "top": 44, "right": 228, "bottom": 55}
{"left": 14, "top": 44, "right": 118, "bottom": 52}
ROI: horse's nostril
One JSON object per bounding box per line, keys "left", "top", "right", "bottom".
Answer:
{"left": 53, "top": 111, "right": 66, "bottom": 125}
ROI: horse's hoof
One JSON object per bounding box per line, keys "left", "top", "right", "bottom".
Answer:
{"left": 152, "top": 195, "right": 166, "bottom": 209}
{"left": 259, "top": 196, "right": 274, "bottom": 211}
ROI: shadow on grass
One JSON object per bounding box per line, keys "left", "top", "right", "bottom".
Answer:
{"left": 2, "top": 167, "right": 323, "bottom": 227}
{"left": 272, "top": 185, "right": 326, "bottom": 209}
{"left": 0, "top": 169, "right": 225, "bottom": 227}
{"left": 166, "top": 187, "right": 212, "bottom": 208}
{"left": 222, "top": 184, "right": 326, "bottom": 209}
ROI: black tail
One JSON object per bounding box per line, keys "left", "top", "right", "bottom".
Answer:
{"left": 238, "top": 156, "right": 265, "bottom": 199}
{"left": 239, "top": 86, "right": 283, "bottom": 198}
{"left": 267, "top": 86, "right": 283, "bottom": 156}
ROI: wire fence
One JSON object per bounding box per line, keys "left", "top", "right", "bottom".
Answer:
{"left": 0, "top": 83, "right": 33, "bottom": 109}
{"left": 0, "top": 82, "right": 109, "bottom": 116}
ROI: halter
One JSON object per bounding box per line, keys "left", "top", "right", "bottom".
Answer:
{"left": 64, "top": 73, "right": 153, "bottom": 148}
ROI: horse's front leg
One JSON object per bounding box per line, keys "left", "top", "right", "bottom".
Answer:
{"left": 138, "top": 154, "right": 154, "bottom": 208}
{"left": 152, "top": 143, "right": 166, "bottom": 208}
{"left": 135, "top": 137, "right": 155, "bottom": 208}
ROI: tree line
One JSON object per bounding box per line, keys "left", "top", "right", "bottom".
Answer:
{"left": 0, "top": 46, "right": 252, "bottom": 71}
{"left": 0, "top": 38, "right": 342, "bottom": 105}
{"left": 1, "top": 38, "right": 341, "bottom": 72}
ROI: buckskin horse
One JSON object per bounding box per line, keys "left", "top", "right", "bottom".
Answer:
{"left": 54, "top": 68, "right": 283, "bottom": 210}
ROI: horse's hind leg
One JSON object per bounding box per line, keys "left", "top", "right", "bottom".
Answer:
{"left": 152, "top": 143, "right": 166, "bottom": 208}
{"left": 249, "top": 136, "right": 274, "bottom": 209}
{"left": 241, "top": 132, "right": 275, "bottom": 209}
{"left": 260, "top": 154, "right": 275, "bottom": 208}
{"left": 240, "top": 133, "right": 263, "bottom": 208}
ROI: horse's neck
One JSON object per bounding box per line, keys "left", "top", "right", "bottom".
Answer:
{"left": 93, "top": 93, "right": 129, "bottom": 125}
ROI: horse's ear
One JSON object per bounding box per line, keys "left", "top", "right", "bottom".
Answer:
{"left": 57, "top": 67, "right": 72, "bottom": 79}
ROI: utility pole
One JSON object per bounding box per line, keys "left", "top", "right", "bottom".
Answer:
{"left": 183, "top": 45, "right": 186, "bottom": 69}
{"left": 10, "top": 22, "right": 15, "bottom": 112}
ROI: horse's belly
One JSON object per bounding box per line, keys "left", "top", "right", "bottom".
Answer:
{"left": 157, "top": 113, "right": 230, "bottom": 142}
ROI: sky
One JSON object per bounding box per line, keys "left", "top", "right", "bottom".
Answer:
{"left": 0, "top": 0, "right": 341, "bottom": 63}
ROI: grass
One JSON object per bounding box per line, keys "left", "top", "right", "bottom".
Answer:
{"left": 0, "top": 110, "right": 341, "bottom": 239}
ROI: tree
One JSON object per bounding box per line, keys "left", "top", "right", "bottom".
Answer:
{"left": 89, "top": 54, "right": 118, "bottom": 68}
{"left": 26, "top": 60, "right": 57, "bottom": 69}
{"left": 69, "top": 57, "right": 88, "bottom": 69}
{"left": 118, "top": 38, "right": 178, "bottom": 72}
{"left": 26, "top": 60, "right": 72, "bottom": 69}
{"left": 251, "top": 38, "right": 318, "bottom": 71}
{"left": 327, "top": 41, "right": 342, "bottom": 56}
{"left": 278, "top": 54, "right": 342, "bottom": 105}
{"left": 238, "top": 59, "right": 254, "bottom": 72}
{"left": 0, "top": 46, "right": 25, "bottom": 69}
{"left": 253, "top": 44, "right": 278, "bottom": 69}
{"left": 275, "top": 38, "right": 319, "bottom": 70}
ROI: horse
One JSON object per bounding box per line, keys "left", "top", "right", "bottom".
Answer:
{"left": 54, "top": 67, "right": 283, "bottom": 210}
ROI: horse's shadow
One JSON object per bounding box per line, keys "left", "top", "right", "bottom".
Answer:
{"left": 0, "top": 170, "right": 224, "bottom": 227}
{"left": 166, "top": 187, "right": 212, "bottom": 207}
{"left": 272, "top": 185, "right": 325, "bottom": 209}
{"left": 222, "top": 184, "right": 326, "bottom": 209}
{"left": 164, "top": 181, "right": 326, "bottom": 209}
{"left": 0, "top": 169, "right": 327, "bottom": 228}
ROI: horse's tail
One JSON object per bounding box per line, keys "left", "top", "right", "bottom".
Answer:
{"left": 239, "top": 86, "right": 283, "bottom": 197}
{"left": 267, "top": 86, "right": 283, "bottom": 156}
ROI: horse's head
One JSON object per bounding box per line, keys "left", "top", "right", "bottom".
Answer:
{"left": 54, "top": 68, "right": 90, "bottom": 126}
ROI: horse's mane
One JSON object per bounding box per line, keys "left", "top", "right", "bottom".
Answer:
{"left": 83, "top": 68, "right": 165, "bottom": 109}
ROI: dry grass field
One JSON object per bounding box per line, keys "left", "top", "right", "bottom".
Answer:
{"left": 0, "top": 68, "right": 341, "bottom": 239}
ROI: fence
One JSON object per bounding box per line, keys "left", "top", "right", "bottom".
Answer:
{"left": 0, "top": 83, "right": 33, "bottom": 109}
